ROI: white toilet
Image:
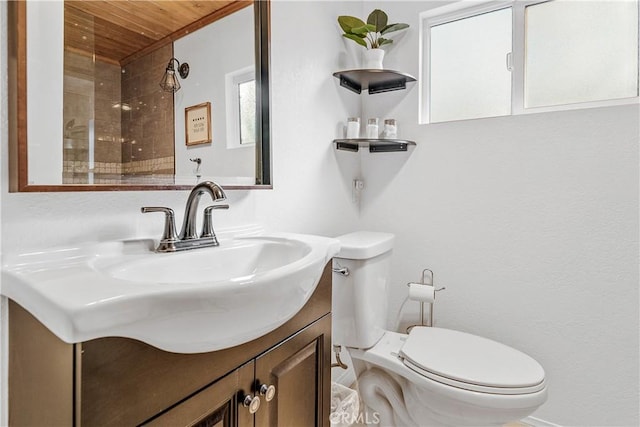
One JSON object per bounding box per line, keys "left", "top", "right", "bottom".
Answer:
{"left": 332, "top": 231, "right": 547, "bottom": 427}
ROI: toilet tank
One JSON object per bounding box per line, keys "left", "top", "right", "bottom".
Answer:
{"left": 332, "top": 232, "right": 394, "bottom": 349}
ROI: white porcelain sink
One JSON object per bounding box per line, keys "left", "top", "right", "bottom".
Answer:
{"left": 1, "top": 231, "right": 340, "bottom": 353}
{"left": 95, "top": 237, "right": 313, "bottom": 284}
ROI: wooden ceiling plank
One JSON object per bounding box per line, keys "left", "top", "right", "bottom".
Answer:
{"left": 66, "top": 2, "right": 160, "bottom": 63}
{"left": 65, "top": 0, "right": 251, "bottom": 65}
{"left": 120, "top": 0, "right": 251, "bottom": 65}
{"left": 66, "top": 1, "right": 168, "bottom": 40}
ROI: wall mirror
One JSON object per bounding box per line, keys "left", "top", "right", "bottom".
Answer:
{"left": 8, "top": 0, "right": 271, "bottom": 192}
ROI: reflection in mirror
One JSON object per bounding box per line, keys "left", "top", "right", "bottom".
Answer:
{"left": 173, "top": 7, "right": 256, "bottom": 183}
{"left": 8, "top": 0, "right": 271, "bottom": 191}
{"left": 63, "top": 5, "right": 176, "bottom": 184}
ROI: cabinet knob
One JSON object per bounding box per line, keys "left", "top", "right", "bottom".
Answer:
{"left": 259, "top": 384, "right": 276, "bottom": 402}
{"left": 242, "top": 394, "right": 261, "bottom": 414}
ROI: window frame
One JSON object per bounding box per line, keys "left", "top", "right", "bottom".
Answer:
{"left": 419, "top": 0, "right": 640, "bottom": 124}
{"left": 225, "top": 65, "right": 256, "bottom": 149}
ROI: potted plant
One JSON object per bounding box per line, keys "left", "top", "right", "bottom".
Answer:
{"left": 338, "top": 9, "right": 409, "bottom": 69}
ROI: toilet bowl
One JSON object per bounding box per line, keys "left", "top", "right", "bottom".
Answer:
{"left": 332, "top": 232, "right": 547, "bottom": 426}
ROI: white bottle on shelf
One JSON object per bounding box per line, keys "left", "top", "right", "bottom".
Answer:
{"left": 382, "top": 119, "right": 397, "bottom": 139}
{"left": 346, "top": 117, "right": 360, "bottom": 139}
{"left": 366, "top": 118, "right": 379, "bottom": 139}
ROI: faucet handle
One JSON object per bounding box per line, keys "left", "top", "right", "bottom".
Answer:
{"left": 141, "top": 207, "right": 179, "bottom": 247}
{"left": 201, "top": 204, "right": 229, "bottom": 239}
{"left": 205, "top": 204, "right": 230, "bottom": 211}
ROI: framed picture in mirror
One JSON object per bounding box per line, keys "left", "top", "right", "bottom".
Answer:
{"left": 185, "top": 102, "right": 212, "bottom": 146}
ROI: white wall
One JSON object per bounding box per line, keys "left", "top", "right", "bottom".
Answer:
{"left": 26, "top": 1, "right": 64, "bottom": 184}
{"left": 360, "top": 1, "right": 639, "bottom": 425}
{"left": 174, "top": 6, "right": 255, "bottom": 180}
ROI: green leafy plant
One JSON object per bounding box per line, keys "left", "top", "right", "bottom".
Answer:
{"left": 338, "top": 9, "right": 409, "bottom": 50}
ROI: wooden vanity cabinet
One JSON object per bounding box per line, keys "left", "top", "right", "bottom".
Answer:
{"left": 145, "top": 316, "right": 330, "bottom": 427}
{"left": 9, "top": 264, "right": 332, "bottom": 427}
{"left": 254, "top": 319, "right": 329, "bottom": 427}
{"left": 144, "top": 360, "right": 255, "bottom": 427}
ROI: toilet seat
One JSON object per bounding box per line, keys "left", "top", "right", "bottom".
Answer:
{"left": 399, "top": 327, "right": 546, "bottom": 395}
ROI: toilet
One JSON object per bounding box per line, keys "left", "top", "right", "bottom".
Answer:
{"left": 332, "top": 231, "right": 547, "bottom": 427}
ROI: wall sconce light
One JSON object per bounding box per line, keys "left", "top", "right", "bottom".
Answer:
{"left": 159, "top": 58, "right": 190, "bottom": 93}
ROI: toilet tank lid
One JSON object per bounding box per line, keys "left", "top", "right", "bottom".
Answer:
{"left": 335, "top": 231, "right": 394, "bottom": 260}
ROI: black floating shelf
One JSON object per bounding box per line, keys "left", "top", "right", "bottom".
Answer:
{"left": 333, "top": 69, "right": 417, "bottom": 95}
{"left": 334, "top": 139, "right": 416, "bottom": 153}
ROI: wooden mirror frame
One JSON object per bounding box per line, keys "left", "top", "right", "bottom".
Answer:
{"left": 7, "top": 0, "right": 272, "bottom": 192}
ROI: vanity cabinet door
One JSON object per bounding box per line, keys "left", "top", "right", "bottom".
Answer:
{"left": 254, "top": 315, "right": 331, "bottom": 427}
{"left": 8, "top": 300, "right": 75, "bottom": 427}
{"left": 143, "top": 361, "right": 254, "bottom": 427}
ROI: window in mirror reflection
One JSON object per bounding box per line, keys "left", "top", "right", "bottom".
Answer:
{"left": 239, "top": 79, "right": 257, "bottom": 146}
{"left": 226, "top": 66, "right": 256, "bottom": 149}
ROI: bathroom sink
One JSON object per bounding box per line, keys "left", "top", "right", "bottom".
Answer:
{"left": 94, "top": 237, "right": 313, "bottom": 284}
{"left": 1, "top": 231, "right": 340, "bottom": 353}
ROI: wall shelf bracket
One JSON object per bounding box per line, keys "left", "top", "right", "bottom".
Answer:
{"left": 334, "top": 139, "right": 416, "bottom": 153}
{"left": 333, "top": 69, "right": 417, "bottom": 95}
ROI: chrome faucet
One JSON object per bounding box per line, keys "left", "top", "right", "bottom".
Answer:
{"left": 142, "top": 181, "right": 229, "bottom": 252}
{"left": 179, "top": 181, "right": 227, "bottom": 240}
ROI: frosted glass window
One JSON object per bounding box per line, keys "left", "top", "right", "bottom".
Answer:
{"left": 225, "top": 66, "right": 255, "bottom": 149}
{"left": 239, "top": 79, "right": 256, "bottom": 145}
{"left": 525, "top": 0, "right": 639, "bottom": 108}
{"left": 430, "top": 8, "right": 512, "bottom": 123}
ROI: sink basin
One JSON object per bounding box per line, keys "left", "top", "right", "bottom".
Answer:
{"left": 1, "top": 231, "right": 340, "bottom": 353}
{"left": 94, "top": 237, "right": 312, "bottom": 284}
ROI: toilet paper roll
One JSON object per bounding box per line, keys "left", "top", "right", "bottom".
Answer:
{"left": 408, "top": 283, "right": 435, "bottom": 303}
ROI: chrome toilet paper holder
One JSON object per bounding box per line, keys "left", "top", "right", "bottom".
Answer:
{"left": 406, "top": 268, "right": 445, "bottom": 333}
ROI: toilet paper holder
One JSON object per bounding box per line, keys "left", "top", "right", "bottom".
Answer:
{"left": 406, "top": 269, "right": 445, "bottom": 333}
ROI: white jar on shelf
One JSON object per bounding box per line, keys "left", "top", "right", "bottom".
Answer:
{"left": 346, "top": 117, "right": 360, "bottom": 139}
{"left": 382, "top": 119, "right": 397, "bottom": 139}
{"left": 366, "top": 118, "right": 379, "bottom": 139}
